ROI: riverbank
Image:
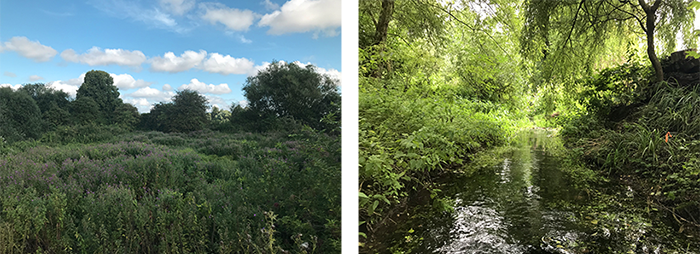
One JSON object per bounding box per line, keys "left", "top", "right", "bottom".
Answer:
{"left": 377, "top": 129, "right": 699, "bottom": 253}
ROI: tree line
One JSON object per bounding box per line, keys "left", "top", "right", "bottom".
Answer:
{"left": 0, "top": 61, "right": 340, "bottom": 144}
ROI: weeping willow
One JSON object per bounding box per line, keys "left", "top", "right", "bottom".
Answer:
{"left": 521, "top": 0, "right": 696, "bottom": 87}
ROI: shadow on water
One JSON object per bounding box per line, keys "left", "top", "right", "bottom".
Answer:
{"left": 384, "top": 129, "right": 697, "bottom": 254}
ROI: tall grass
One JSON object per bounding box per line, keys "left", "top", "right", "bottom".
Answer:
{"left": 0, "top": 130, "right": 340, "bottom": 253}
{"left": 358, "top": 83, "right": 531, "bottom": 249}
{"left": 561, "top": 68, "right": 700, "bottom": 230}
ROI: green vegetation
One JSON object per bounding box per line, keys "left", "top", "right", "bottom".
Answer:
{"left": 1, "top": 63, "right": 340, "bottom": 253}
{"left": 360, "top": 0, "right": 700, "bottom": 252}
{"left": 560, "top": 62, "right": 700, "bottom": 238}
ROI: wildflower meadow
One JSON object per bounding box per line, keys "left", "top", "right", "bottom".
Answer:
{"left": 0, "top": 129, "right": 340, "bottom": 253}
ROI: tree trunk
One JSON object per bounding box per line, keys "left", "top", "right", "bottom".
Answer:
{"left": 639, "top": 0, "right": 664, "bottom": 82}
{"left": 374, "top": 0, "right": 395, "bottom": 46}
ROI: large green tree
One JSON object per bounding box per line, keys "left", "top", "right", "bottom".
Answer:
{"left": 76, "top": 70, "right": 122, "bottom": 124}
{"left": 140, "top": 90, "right": 209, "bottom": 133}
{"left": 170, "top": 89, "right": 209, "bottom": 132}
{"left": 113, "top": 103, "right": 141, "bottom": 131}
{"left": 139, "top": 102, "right": 174, "bottom": 132}
{"left": 243, "top": 61, "right": 341, "bottom": 131}
{"left": 18, "top": 83, "right": 71, "bottom": 114}
{"left": 522, "top": 0, "right": 696, "bottom": 83}
{"left": 71, "top": 96, "right": 101, "bottom": 125}
{"left": 18, "top": 83, "right": 72, "bottom": 130}
{"left": 0, "top": 87, "right": 43, "bottom": 142}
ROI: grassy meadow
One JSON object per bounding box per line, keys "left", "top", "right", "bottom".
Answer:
{"left": 0, "top": 128, "right": 340, "bottom": 253}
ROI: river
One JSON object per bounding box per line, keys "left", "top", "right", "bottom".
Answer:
{"left": 383, "top": 129, "right": 698, "bottom": 254}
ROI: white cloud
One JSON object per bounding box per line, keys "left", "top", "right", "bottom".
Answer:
{"left": 249, "top": 61, "right": 274, "bottom": 76}
{"left": 128, "top": 87, "right": 175, "bottom": 106}
{"left": 89, "top": 0, "right": 189, "bottom": 33}
{"left": 110, "top": 73, "right": 152, "bottom": 89}
{"left": 316, "top": 66, "right": 341, "bottom": 84}
{"left": 200, "top": 53, "right": 255, "bottom": 75}
{"left": 46, "top": 73, "right": 84, "bottom": 97}
{"left": 162, "top": 84, "right": 173, "bottom": 91}
{"left": 4, "top": 71, "right": 16, "bottom": 77}
{"left": 239, "top": 100, "right": 249, "bottom": 107}
{"left": 149, "top": 50, "right": 207, "bottom": 73}
{"left": 61, "top": 47, "right": 146, "bottom": 66}
{"left": 204, "top": 94, "right": 229, "bottom": 109}
{"left": 262, "top": 0, "right": 280, "bottom": 10}
{"left": 159, "top": 0, "right": 195, "bottom": 15}
{"left": 239, "top": 35, "right": 252, "bottom": 44}
{"left": 0, "top": 84, "right": 22, "bottom": 90}
{"left": 151, "top": 9, "right": 177, "bottom": 27}
{"left": 149, "top": 50, "right": 255, "bottom": 75}
{"left": 0, "top": 36, "right": 57, "bottom": 62}
{"left": 200, "top": 3, "right": 257, "bottom": 31}
{"left": 29, "top": 75, "right": 44, "bottom": 81}
{"left": 204, "top": 94, "right": 226, "bottom": 109}
{"left": 292, "top": 61, "right": 341, "bottom": 86}
{"left": 124, "top": 97, "right": 151, "bottom": 106}
{"left": 258, "top": 0, "right": 340, "bottom": 36}
{"left": 123, "top": 85, "right": 179, "bottom": 113}
{"left": 131, "top": 87, "right": 165, "bottom": 97}
{"left": 179, "top": 78, "right": 231, "bottom": 94}
{"left": 122, "top": 97, "right": 154, "bottom": 113}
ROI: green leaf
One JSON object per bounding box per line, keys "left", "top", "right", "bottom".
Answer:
{"left": 368, "top": 200, "right": 379, "bottom": 216}
{"left": 686, "top": 51, "right": 700, "bottom": 59}
{"left": 359, "top": 192, "right": 368, "bottom": 200}
{"left": 689, "top": 1, "right": 700, "bottom": 10}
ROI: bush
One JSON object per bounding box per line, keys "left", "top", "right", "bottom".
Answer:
{"left": 0, "top": 130, "right": 340, "bottom": 253}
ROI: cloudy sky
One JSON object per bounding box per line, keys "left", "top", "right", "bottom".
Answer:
{"left": 0, "top": 0, "right": 341, "bottom": 112}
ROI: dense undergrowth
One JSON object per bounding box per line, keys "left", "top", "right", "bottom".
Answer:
{"left": 0, "top": 128, "right": 340, "bottom": 253}
{"left": 560, "top": 61, "right": 700, "bottom": 237}
{"left": 358, "top": 75, "right": 531, "bottom": 251}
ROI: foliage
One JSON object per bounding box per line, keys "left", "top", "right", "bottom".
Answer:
{"left": 560, "top": 63, "right": 700, "bottom": 234}
{"left": 171, "top": 89, "right": 210, "bottom": 133}
{"left": 358, "top": 85, "right": 529, "bottom": 251}
{"left": 139, "top": 102, "right": 175, "bottom": 132}
{"left": 44, "top": 101, "right": 73, "bottom": 130}
{"left": 359, "top": 0, "right": 447, "bottom": 49}
{"left": 17, "top": 83, "right": 72, "bottom": 131}
{"left": 39, "top": 123, "right": 128, "bottom": 145}
{"left": 358, "top": 0, "right": 533, "bottom": 251}
{"left": 243, "top": 61, "right": 340, "bottom": 132}
{"left": 0, "top": 129, "right": 340, "bottom": 253}
{"left": 140, "top": 90, "right": 209, "bottom": 133}
{"left": 521, "top": 0, "right": 695, "bottom": 84}
{"left": 0, "top": 87, "right": 43, "bottom": 143}
{"left": 209, "top": 106, "right": 231, "bottom": 131}
{"left": 76, "top": 70, "right": 122, "bottom": 124}
{"left": 70, "top": 96, "right": 102, "bottom": 125}
{"left": 113, "top": 102, "right": 141, "bottom": 131}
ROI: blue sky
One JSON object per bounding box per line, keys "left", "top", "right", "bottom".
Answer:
{"left": 0, "top": 0, "right": 341, "bottom": 112}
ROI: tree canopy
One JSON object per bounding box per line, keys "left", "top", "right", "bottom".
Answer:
{"left": 243, "top": 61, "right": 341, "bottom": 131}
{"left": 522, "top": 0, "right": 696, "bottom": 83}
{"left": 140, "top": 89, "right": 209, "bottom": 133}
{"left": 77, "top": 70, "right": 122, "bottom": 124}
{"left": 0, "top": 87, "right": 43, "bottom": 142}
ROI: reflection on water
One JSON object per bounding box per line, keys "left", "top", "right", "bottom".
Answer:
{"left": 392, "top": 130, "right": 585, "bottom": 253}
{"left": 384, "top": 129, "right": 697, "bottom": 253}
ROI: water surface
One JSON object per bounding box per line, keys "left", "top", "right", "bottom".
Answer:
{"left": 385, "top": 130, "right": 696, "bottom": 253}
